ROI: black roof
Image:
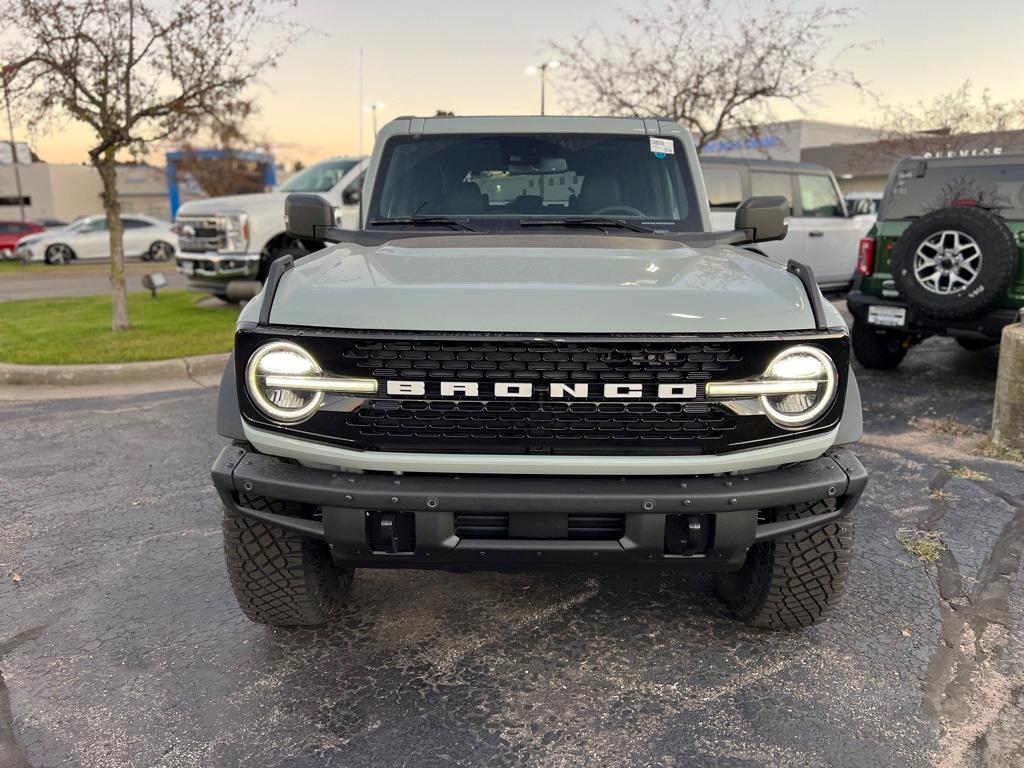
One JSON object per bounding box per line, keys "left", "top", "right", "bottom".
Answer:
{"left": 893, "top": 153, "right": 1024, "bottom": 169}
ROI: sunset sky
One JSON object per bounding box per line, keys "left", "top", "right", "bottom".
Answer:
{"left": 17, "top": 0, "right": 1023, "bottom": 168}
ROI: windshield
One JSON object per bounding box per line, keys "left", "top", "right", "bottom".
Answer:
{"left": 279, "top": 159, "right": 358, "bottom": 193}
{"left": 368, "top": 133, "right": 702, "bottom": 231}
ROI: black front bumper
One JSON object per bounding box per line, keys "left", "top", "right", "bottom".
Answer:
{"left": 211, "top": 445, "right": 868, "bottom": 572}
{"left": 847, "top": 290, "right": 1019, "bottom": 340}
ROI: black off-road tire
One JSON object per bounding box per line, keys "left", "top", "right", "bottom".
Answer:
{"left": 717, "top": 500, "right": 854, "bottom": 629}
{"left": 851, "top": 320, "right": 908, "bottom": 370}
{"left": 891, "top": 207, "right": 1018, "bottom": 320}
{"left": 955, "top": 336, "right": 997, "bottom": 351}
{"left": 223, "top": 499, "right": 353, "bottom": 627}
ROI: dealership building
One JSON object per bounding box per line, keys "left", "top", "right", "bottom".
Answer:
{"left": 701, "top": 119, "right": 1024, "bottom": 194}
{"left": 0, "top": 157, "right": 190, "bottom": 223}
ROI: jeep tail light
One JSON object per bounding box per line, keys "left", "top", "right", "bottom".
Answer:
{"left": 857, "top": 237, "right": 875, "bottom": 276}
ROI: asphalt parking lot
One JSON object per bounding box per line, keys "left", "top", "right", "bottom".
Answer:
{"left": 0, "top": 261, "right": 188, "bottom": 302}
{"left": 2, "top": 327, "right": 1024, "bottom": 767}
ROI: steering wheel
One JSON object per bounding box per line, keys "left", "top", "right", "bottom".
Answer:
{"left": 591, "top": 205, "right": 645, "bottom": 217}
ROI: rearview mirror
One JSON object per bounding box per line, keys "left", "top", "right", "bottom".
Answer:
{"left": 734, "top": 196, "right": 788, "bottom": 243}
{"left": 285, "top": 193, "right": 335, "bottom": 248}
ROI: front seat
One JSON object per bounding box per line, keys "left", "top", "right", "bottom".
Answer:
{"left": 437, "top": 181, "right": 487, "bottom": 215}
{"left": 574, "top": 174, "right": 622, "bottom": 213}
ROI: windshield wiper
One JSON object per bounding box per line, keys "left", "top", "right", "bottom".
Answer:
{"left": 519, "top": 217, "right": 656, "bottom": 234}
{"left": 368, "top": 216, "right": 481, "bottom": 232}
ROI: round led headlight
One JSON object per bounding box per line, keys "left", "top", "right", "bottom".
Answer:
{"left": 245, "top": 340, "right": 324, "bottom": 423}
{"left": 759, "top": 345, "right": 837, "bottom": 428}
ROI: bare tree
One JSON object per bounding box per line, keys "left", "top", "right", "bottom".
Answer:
{"left": 175, "top": 112, "right": 272, "bottom": 198}
{"left": 873, "top": 81, "right": 1024, "bottom": 158}
{"left": 1, "top": 0, "right": 296, "bottom": 330}
{"left": 548, "top": 0, "right": 862, "bottom": 151}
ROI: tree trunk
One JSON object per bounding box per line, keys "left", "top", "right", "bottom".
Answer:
{"left": 94, "top": 152, "right": 130, "bottom": 331}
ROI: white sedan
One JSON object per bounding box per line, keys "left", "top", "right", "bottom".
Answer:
{"left": 17, "top": 214, "right": 178, "bottom": 264}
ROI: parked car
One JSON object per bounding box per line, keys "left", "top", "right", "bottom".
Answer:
{"left": 174, "top": 156, "right": 368, "bottom": 301}
{"left": 701, "top": 157, "right": 871, "bottom": 291}
{"left": 16, "top": 214, "right": 177, "bottom": 264}
{"left": 844, "top": 191, "right": 883, "bottom": 217}
{"left": 848, "top": 154, "right": 1024, "bottom": 369}
{"left": 0, "top": 220, "right": 45, "bottom": 260}
{"left": 211, "top": 115, "right": 867, "bottom": 631}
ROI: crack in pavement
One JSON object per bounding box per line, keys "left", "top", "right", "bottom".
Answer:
{"left": 921, "top": 483, "right": 1024, "bottom": 768}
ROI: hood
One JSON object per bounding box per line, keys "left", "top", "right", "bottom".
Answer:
{"left": 176, "top": 192, "right": 291, "bottom": 217}
{"left": 14, "top": 231, "right": 52, "bottom": 248}
{"left": 263, "top": 234, "right": 822, "bottom": 334}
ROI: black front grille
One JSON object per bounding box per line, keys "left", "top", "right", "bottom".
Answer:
{"left": 454, "top": 512, "right": 626, "bottom": 540}
{"left": 236, "top": 330, "right": 850, "bottom": 457}
{"left": 350, "top": 399, "right": 736, "bottom": 444}
{"left": 343, "top": 340, "right": 742, "bottom": 382}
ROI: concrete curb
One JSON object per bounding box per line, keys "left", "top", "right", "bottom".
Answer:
{"left": 0, "top": 352, "right": 229, "bottom": 387}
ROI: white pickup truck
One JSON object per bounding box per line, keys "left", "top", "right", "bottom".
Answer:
{"left": 701, "top": 157, "right": 874, "bottom": 292}
{"left": 174, "top": 157, "right": 368, "bottom": 300}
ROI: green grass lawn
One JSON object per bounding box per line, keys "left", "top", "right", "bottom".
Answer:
{"left": 0, "top": 260, "right": 51, "bottom": 273}
{"left": 0, "top": 290, "right": 239, "bottom": 365}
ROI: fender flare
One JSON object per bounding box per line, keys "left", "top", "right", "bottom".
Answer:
{"left": 834, "top": 367, "right": 863, "bottom": 445}
{"left": 216, "top": 353, "right": 245, "bottom": 440}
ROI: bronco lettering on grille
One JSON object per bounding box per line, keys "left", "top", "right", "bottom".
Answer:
{"left": 385, "top": 381, "right": 698, "bottom": 400}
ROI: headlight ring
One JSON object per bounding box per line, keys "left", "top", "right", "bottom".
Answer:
{"left": 245, "top": 340, "right": 325, "bottom": 423}
{"left": 758, "top": 345, "right": 837, "bottom": 428}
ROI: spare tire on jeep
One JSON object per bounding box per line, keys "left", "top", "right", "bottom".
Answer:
{"left": 890, "top": 206, "right": 1018, "bottom": 320}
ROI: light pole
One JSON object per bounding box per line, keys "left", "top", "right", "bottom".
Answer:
{"left": 365, "top": 102, "right": 385, "bottom": 141}
{"left": 525, "top": 60, "right": 560, "bottom": 116}
{"left": 1, "top": 65, "right": 26, "bottom": 222}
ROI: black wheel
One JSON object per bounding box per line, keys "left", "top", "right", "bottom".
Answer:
{"left": 851, "top": 320, "right": 908, "bottom": 370}
{"left": 147, "top": 240, "right": 175, "bottom": 261}
{"left": 223, "top": 498, "right": 353, "bottom": 627}
{"left": 45, "top": 243, "right": 74, "bottom": 265}
{"left": 717, "top": 500, "right": 854, "bottom": 629}
{"left": 258, "top": 240, "right": 307, "bottom": 282}
{"left": 955, "top": 336, "right": 997, "bottom": 351}
{"left": 890, "top": 207, "right": 1018, "bottom": 319}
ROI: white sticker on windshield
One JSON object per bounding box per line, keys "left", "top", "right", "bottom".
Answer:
{"left": 649, "top": 137, "right": 675, "bottom": 156}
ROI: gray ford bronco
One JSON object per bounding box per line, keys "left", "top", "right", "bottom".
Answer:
{"left": 212, "top": 116, "right": 867, "bottom": 630}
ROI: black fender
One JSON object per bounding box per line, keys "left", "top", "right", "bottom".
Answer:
{"left": 216, "top": 353, "right": 245, "bottom": 440}
{"left": 835, "top": 367, "right": 863, "bottom": 445}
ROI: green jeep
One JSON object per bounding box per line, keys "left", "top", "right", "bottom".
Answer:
{"left": 848, "top": 154, "right": 1024, "bottom": 369}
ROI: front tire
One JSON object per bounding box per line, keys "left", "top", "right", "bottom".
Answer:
{"left": 851, "top": 320, "right": 908, "bottom": 370}
{"left": 147, "top": 240, "right": 175, "bottom": 261}
{"left": 45, "top": 243, "right": 74, "bottom": 265}
{"left": 223, "top": 498, "right": 353, "bottom": 627}
{"left": 717, "top": 500, "right": 854, "bottom": 629}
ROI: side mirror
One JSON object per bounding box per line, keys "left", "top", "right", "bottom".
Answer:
{"left": 734, "top": 196, "right": 789, "bottom": 243}
{"left": 342, "top": 188, "right": 361, "bottom": 206}
{"left": 285, "top": 193, "right": 334, "bottom": 250}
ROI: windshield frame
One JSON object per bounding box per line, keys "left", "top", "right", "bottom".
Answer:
{"left": 365, "top": 132, "right": 705, "bottom": 234}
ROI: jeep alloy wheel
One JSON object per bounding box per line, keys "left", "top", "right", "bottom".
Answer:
{"left": 912, "top": 229, "right": 981, "bottom": 295}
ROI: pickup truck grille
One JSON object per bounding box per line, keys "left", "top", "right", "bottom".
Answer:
{"left": 175, "top": 216, "right": 224, "bottom": 252}
{"left": 236, "top": 330, "right": 850, "bottom": 457}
